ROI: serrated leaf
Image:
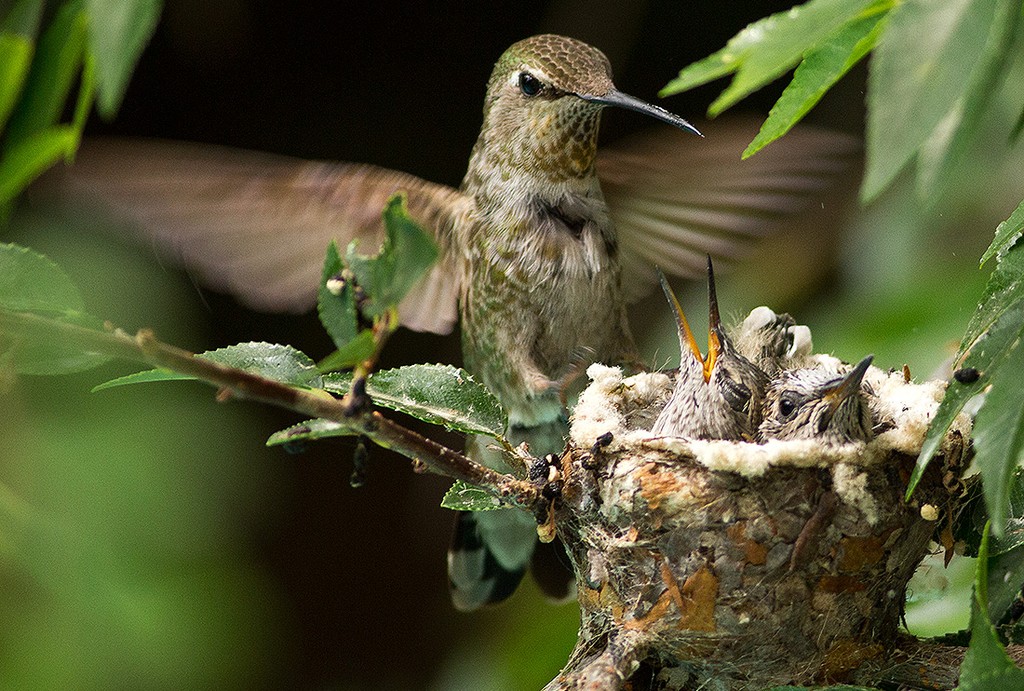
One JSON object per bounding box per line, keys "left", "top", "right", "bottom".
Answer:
{"left": 980, "top": 198, "right": 1024, "bottom": 267}
{"left": 0, "top": 242, "right": 85, "bottom": 314}
{"left": 317, "top": 240, "right": 359, "bottom": 351}
{"left": 365, "top": 365, "right": 505, "bottom": 437}
{"left": 0, "top": 124, "right": 77, "bottom": 204}
{"left": 661, "top": 0, "right": 876, "bottom": 115}
{"left": 972, "top": 333, "right": 1024, "bottom": 534}
{"left": 83, "top": 0, "right": 161, "bottom": 117}
{"left": 745, "top": 10, "right": 885, "bottom": 158}
{"left": 345, "top": 193, "right": 438, "bottom": 319}
{"left": 440, "top": 480, "right": 506, "bottom": 511}
{"left": 199, "top": 342, "right": 323, "bottom": 388}
{"left": 962, "top": 244, "right": 1024, "bottom": 354}
{"left": 323, "top": 364, "right": 507, "bottom": 437}
{"left": 266, "top": 418, "right": 357, "bottom": 447}
{"left": 91, "top": 342, "right": 324, "bottom": 391}
{"left": 910, "top": 245, "right": 1024, "bottom": 497}
{"left": 91, "top": 368, "right": 190, "bottom": 391}
{"left": 957, "top": 526, "right": 1024, "bottom": 690}
{"left": 3, "top": 0, "right": 88, "bottom": 145}
{"left": 863, "top": 0, "right": 1006, "bottom": 202}
{"left": 0, "top": 243, "right": 110, "bottom": 374}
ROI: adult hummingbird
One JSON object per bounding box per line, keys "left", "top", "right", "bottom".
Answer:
{"left": 758, "top": 355, "right": 875, "bottom": 443}
{"left": 44, "top": 34, "right": 853, "bottom": 609}
{"left": 651, "top": 259, "right": 768, "bottom": 440}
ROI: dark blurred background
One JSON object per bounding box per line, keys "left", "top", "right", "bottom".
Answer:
{"left": 6, "top": 0, "right": 1021, "bottom": 688}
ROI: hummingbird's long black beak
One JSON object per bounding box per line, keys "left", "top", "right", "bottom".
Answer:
{"left": 821, "top": 355, "right": 874, "bottom": 421}
{"left": 583, "top": 89, "right": 702, "bottom": 137}
{"left": 658, "top": 270, "right": 704, "bottom": 370}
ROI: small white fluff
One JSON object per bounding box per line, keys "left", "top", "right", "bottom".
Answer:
{"left": 570, "top": 364, "right": 628, "bottom": 449}
{"left": 833, "top": 462, "right": 879, "bottom": 525}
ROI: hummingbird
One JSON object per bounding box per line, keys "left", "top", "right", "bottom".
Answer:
{"left": 42, "top": 34, "right": 855, "bottom": 609}
{"left": 758, "top": 355, "right": 875, "bottom": 443}
{"left": 732, "top": 306, "right": 814, "bottom": 376}
{"left": 651, "top": 259, "right": 768, "bottom": 440}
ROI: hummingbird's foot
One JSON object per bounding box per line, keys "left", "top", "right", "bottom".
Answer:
{"left": 554, "top": 361, "right": 593, "bottom": 408}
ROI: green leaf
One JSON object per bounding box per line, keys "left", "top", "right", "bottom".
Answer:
{"left": 266, "top": 418, "right": 357, "bottom": 447}
{"left": 660, "top": 0, "right": 877, "bottom": 115}
{"left": 4, "top": 0, "right": 89, "bottom": 145}
{"left": 0, "top": 124, "right": 77, "bottom": 204}
{"left": 92, "top": 342, "right": 324, "bottom": 391}
{"left": 744, "top": 10, "right": 885, "bottom": 158}
{"left": 323, "top": 364, "right": 506, "bottom": 437}
{"left": 0, "top": 0, "right": 43, "bottom": 36}
{"left": 83, "top": 0, "right": 161, "bottom": 117}
{"left": 957, "top": 525, "right": 1024, "bottom": 690}
{"left": 910, "top": 245, "right": 1024, "bottom": 498}
{"left": 0, "top": 243, "right": 109, "bottom": 374}
{"left": 957, "top": 471, "right": 1024, "bottom": 622}
{"left": 0, "top": 242, "right": 85, "bottom": 314}
{"left": 962, "top": 244, "right": 1024, "bottom": 355}
{"left": 863, "top": 0, "right": 1009, "bottom": 201}
{"left": 317, "top": 240, "right": 359, "bottom": 351}
{"left": 91, "top": 368, "right": 191, "bottom": 391}
{"left": 972, "top": 332, "right": 1024, "bottom": 536}
{"left": 345, "top": 193, "right": 439, "bottom": 319}
{"left": 980, "top": 198, "right": 1024, "bottom": 267}
{"left": 0, "top": 34, "right": 33, "bottom": 133}
{"left": 915, "top": 0, "right": 1021, "bottom": 199}
{"left": 440, "top": 480, "right": 506, "bottom": 511}
{"left": 199, "top": 342, "right": 323, "bottom": 388}
{"left": 317, "top": 331, "right": 376, "bottom": 372}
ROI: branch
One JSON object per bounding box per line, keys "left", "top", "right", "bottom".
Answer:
{"left": 0, "top": 308, "right": 541, "bottom": 510}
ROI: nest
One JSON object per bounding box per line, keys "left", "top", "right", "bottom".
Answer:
{"left": 548, "top": 359, "right": 972, "bottom": 690}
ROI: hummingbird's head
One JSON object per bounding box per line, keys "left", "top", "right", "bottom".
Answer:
{"left": 759, "top": 356, "right": 875, "bottom": 444}
{"left": 474, "top": 35, "right": 699, "bottom": 184}
{"left": 704, "top": 257, "right": 768, "bottom": 431}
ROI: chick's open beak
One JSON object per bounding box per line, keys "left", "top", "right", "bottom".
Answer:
{"left": 659, "top": 271, "right": 704, "bottom": 371}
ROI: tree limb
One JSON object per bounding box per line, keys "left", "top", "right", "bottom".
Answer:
{"left": 0, "top": 308, "right": 541, "bottom": 510}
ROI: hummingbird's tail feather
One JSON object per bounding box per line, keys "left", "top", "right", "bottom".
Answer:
{"left": 530, "top": 537, "right": 576, "bottom": 604}
{"left": 32, "top": 137, "right": 464, "bottom": 334}
{"left": 447, "top": 510, "right": 535, "bottom": 611}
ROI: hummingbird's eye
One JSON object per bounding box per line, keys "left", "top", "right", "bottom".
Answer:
{"left": 518, "top": 72, "right": 543, "bottom": 97}
{"left": 778, "top": 396, "right": 797, "bottom": 419}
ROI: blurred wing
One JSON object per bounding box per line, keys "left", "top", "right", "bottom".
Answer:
{"left": 598, "top": 120, "right": 861, "bottom": 302}
{"left": 39, "top": 138, "right": 464, "bottom": 334}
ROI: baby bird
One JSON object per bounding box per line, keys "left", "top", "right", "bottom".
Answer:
{"left": 652, "top": 260, "right": 768, "bottom": 440}
{"left": 758, "top": 355, "right": 875, "bottom": 443}
{"left": 733, "top": 306, "right": 813, "bottom": 375}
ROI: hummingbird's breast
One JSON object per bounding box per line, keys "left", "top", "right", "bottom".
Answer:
{"left": 456, "top": 187, "right": 634, "bottom": 426}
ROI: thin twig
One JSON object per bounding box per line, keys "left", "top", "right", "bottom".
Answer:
{"left": 0, "top": 308, "right": 541, "bottom": 510}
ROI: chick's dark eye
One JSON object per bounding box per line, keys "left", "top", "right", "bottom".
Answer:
{"left": 778, "top": 396, "right": 797, "bottom": 419}
{"left": 519, "top": 72, "right": 543, "bottom": 97}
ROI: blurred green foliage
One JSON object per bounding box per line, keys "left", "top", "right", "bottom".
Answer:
{"left": 4, "top": 0, "right": 1024, "bottom": 688}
